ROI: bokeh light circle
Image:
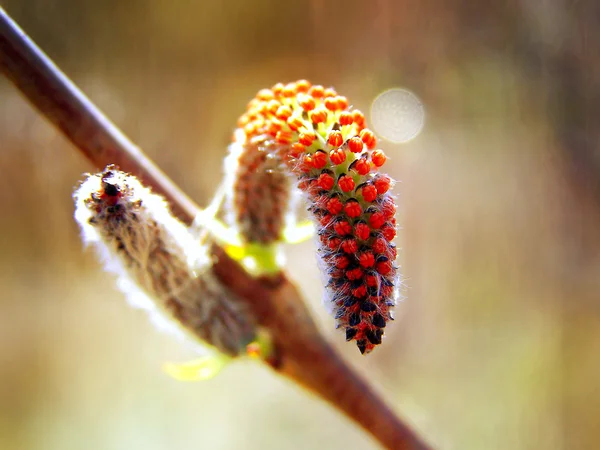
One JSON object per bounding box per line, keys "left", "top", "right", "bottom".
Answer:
{"left": 370, "top": 88, "right": 425, "bottom": 143}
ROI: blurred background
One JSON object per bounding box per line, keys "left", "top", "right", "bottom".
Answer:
{"left": 1, "top": 1, "right": 599, "bottom": 449}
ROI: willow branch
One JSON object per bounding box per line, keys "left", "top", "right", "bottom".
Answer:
{"left": 0, "top": 8, "right": 431, "bottom": 450}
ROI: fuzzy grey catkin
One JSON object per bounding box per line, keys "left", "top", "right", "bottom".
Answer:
{"left": 73, "top": 166, "right": 256, "bottom": 356}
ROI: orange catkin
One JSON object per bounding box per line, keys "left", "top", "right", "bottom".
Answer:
{"left": 226, "top": 81, "right": 398, "bottom": 354}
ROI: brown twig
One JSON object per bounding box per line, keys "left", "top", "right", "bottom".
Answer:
{"left": 0, "top": 8, "right": 431, "bottom": 450}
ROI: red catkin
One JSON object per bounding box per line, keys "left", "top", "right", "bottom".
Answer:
{"left": 227, "top": 80, "right": 399, "bottom": 354}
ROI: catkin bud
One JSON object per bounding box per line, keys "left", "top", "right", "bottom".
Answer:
{"left": 224, "top": 132, "right": 294, "bottom": 244}
{"left": 73, "top": 166, "right": 256, "bottom": 356}
{"left": 229, "top": 81, "right": 400, "bottom": 354}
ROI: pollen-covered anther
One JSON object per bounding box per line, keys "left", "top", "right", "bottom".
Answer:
{"left": 371, "top": 149, "right": 387, "bottom": 167}
{"left": 380, "top": 284, "right": 394, "bottom": 297}
{"left": 348, "top": 136, "right": 364, "bottom": 153}
{"left": 338, "top": 175, "right": 355, "bottom": 193}
{"left": 299, "top": 132, "right": 316, "bottom": 147}
{"left": 366, "top": 275, "right": 379, "bottom": 287}
{"left": 324, "top": 97, "right": 338, "bottom": 111}
{"left": 300, "top": 155, "right": 313, "bottom": 172}
{"left": 310, "top": 108, "right": 328, "bottom": 124}
{"left": 320, "top": 214, "right": 333, "bottom": 227}
{"left": 329, "top": 148, "right": 346, "bottom": 165}
{"left": 276, "top": 105, "right": 293, "bottom": 120}
{"left": 369, "top": 212, "right": 386, "bottom": 229}
{"left": 326, "top": 197, "right": 344, "bottom": 214}
{"left": 373, "top": 237, "right": 389, "bottom": 254}
{"left": 334, "top": 220, "right": 352, "bottom": 236}
{"left": 298, "top": 94, "right": 316, "bottom": 111}
{"left": 314, "top": 193, "right": 330, "bottom": 209}
{"left": 360, "top": 129, "right": 377, "bottom": 150}
{"left": 346, "top": 268, "right": 363, "bottom": 281}
{"left": 317, "top": 172, "right": 335, "bottom": 190}
{"left": 349, "top": 158, "right": 371, "bottom": 176}
{"left": 271, "top": 82, "right": 284, "bottom": 96}
{"left": 309, "top": 85, "right": 325, "bottom": 98}
{"left": 335, "top": 255, "right": 350, "bottom": 269}
{"left": 297, "top": 179, "right": 310, "bottom": 191}
{"left": 283, "top": 83, "right": 297, "bottom": 97}
{"left": 376, "top": 260, "right": 393, "bottom": 275}
{"left": 352, "top": 110, "right": 366, "bottom": 128}
{"left": 267, "top": 119, "right": 284, "bottom": 136}
{"left": 324, "top": 87, "right": 337, "bottom": 98}
{"left": 382, "top": 198, "right": 396, "bottom": 218}
{"left": 341, "top": 239, "right": 358, "bottom": 254}
{"left": 344, "top": 200, "right": 362, "bottom": 218}
{"left": 328, "top": 236, "right": 342, "bottom": 250}
{"left": 311, "top": 150, "right": 328, "bottom": 169}
{"left": 266, "top": 99, "right": 280, "bottom": 114}
{"left": 295, "top": 79, "right": 311, "bottom": 92}
{"left": 276, "top": 130, "right": 293, "bottom": 144}
{"left": 359, "top": 251, "right": 376, "bottom": 268}
{"left": 374, "top": 174, "right": 392, "bottom": 194}
{"left": 360, "top": 184, "right": 378, "bottom": 202}
{"left": 382, "top": 225, "right": 396, "bottom": 241}
{"left": 287, "top": 115, "right": 304, "bottom": 131}
{"left": 327, "top": 130, "right": 343, "bottom": 147}
{"left": 354, "top": 222, "right": 371, "bottom": 241}
{"left": 339, "top": 111, "right": 354, "bottom": 126}
{"left": 256, "top": 89, "right": 275, "bottom": 101}
{"left": 336, "top": 96, "right": 349, "bottom": 110}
